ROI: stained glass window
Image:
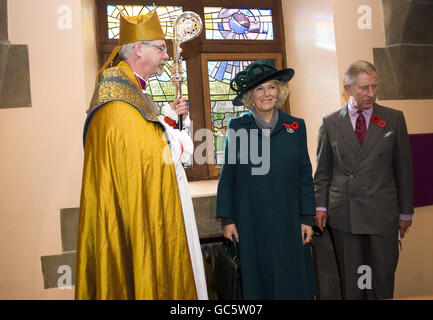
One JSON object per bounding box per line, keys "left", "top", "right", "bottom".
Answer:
{"left": 204, "top": 7, "right": 273, "bottom": 40}
{"left": 208, "top": 60, "right": 254, "bottom": 165}
{"left": 146, "top": 61, "right": 188, "bottom": 113}
{"left": 107, "top": 5, "right": 183, "bottom": 39}
{"left": 99, "top": 1, "right": 285, "bottom": 179}
{"left": 145, "top": 60, "right": 192, "bottom": 167}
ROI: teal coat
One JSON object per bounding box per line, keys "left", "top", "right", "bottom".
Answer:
{"left": 216, "top": 109, "right": 316, "bottom": 299}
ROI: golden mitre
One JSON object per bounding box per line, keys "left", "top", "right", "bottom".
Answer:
{"left": 97, "top": 9, "right": 165, "bottom": 78}
{"left": 119, "top": 12, "right": 165, "bottom": 45}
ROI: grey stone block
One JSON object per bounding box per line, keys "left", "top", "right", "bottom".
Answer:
{"left": 58, "top": 198, "right": 221, "bottom": 252}
{"left": 375, "top": 0, "right": 433, "bottom": 100}
{"left": 40, "top": 251, "right": 76, "bottom": 289}
{"left": 60, "top": 208, "right": 79, "bottom": 252}
{"left": 192, "top": 195, "right": 222, "bottom": 239}
{"left": 0, "top": 0, "right": 7, "bottom": 41}
{"left": 383, "top": 0, "right": 433, "bottom": 46}
{"left": 373, "top": 46, "right": 398, "bottom": 99}
{"left": 0, "top": 42, "right": 31, "bottom": 108}
{"left": 41, "top": 198, "right": 223, "bottom": 291}
{"left": 374, "top": 45, "right": 433, "bottom": 100}
{"left": 382, "top": 0, "right": 411, "bottom": 46}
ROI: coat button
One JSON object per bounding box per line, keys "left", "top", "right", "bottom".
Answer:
{"left": 349, "top": 174, "right": 354, "bottom": 179}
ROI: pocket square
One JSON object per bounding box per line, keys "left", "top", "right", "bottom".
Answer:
{"left": 384, "top": 131, "right": 394, "bottom": 138}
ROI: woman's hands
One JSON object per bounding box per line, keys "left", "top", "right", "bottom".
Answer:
{"left": 224, "top": 223, "right": 312, "bottom": 245}
{"left": 223, "top": 224, "right": 239, "bottom": 242}
{"left": 301, "top": 224, "right": 313, "bottom": 246}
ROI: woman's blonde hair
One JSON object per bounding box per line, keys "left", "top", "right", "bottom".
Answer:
{"left": 241, "top": 79, "right": 289, "bottom": 109}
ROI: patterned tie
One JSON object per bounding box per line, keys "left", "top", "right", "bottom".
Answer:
{"left": 355, "top": 110, "right": 367, "bottom": 144}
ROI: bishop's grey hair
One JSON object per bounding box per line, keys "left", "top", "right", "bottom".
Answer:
{"left": 118, "top": 42, "right": 136, "bottom": 60}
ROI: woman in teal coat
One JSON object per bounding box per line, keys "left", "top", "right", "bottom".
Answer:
{"left": 216, "top": 59, "right": 316, "bottom": 299}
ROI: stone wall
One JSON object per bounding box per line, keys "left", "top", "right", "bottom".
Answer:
{"left": 0, "top": 0, "right": 31, "bottom": 109}
{"left": 373, "top": 0, "right": 433, "bottom": 100}
{"left": 40, "top": 196, "right": 223, "bottom": 289}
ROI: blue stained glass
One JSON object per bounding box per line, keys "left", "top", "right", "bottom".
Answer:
{"left": 217, "top": 22, "right": 224, "bottom": 32}
{"left": 208, "top": 61, "right": 217, "bottom": 71}
{"left": 204, "top": 7, "right": 274, "bottom": 40}
{"left": 263, "top": 22, "right": 268, "bottom": 34}
{"left": 229, "top": 14, "right": 250, "bottom": 34}
{"left": 239, "top": 8, "right": 253, "bottom": 16}
{"left": 215, "top": 61, "right": 227, "bottom": 81}
{"left": 207, "top": 60, "right": 254, "bottom": 165}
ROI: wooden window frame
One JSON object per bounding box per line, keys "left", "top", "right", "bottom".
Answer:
{"left": 95, "top": 0, "right": 287, "bottom": 180}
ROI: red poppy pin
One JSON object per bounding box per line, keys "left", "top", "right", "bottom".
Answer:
{"left": 378, "top": 120, "right": 386, "bottom": 127}
{"left": 282, "top": 122, "right": 299, "bottom": 133}
{"left": 371, "top": 115, "right": 386, "bottom": 128}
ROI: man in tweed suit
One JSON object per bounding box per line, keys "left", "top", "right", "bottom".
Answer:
{"left": 314, "top": 60, "right": 414, "bottom": 299}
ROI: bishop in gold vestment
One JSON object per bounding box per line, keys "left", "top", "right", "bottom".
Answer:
{"left": 75, "top": 11, "right": 198, "bottom": 300}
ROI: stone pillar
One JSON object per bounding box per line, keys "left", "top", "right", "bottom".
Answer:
{"left": 0, "top": 0, "right": 32, "bottom": 109}
{"left": 373, "top": 0, "right": 433, "bottom": 100}
{"left": 0, "top": 0, "right": 8, "bottom": 42}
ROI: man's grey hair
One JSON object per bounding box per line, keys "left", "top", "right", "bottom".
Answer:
{"left": 344, "top": 60, "right": 379, "bottom": 86}
{"left": 118, "top": 42, "right": 136, "bottom": 60}
{"left": 241, "top": 79, "right": 289, "bottom": 110}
